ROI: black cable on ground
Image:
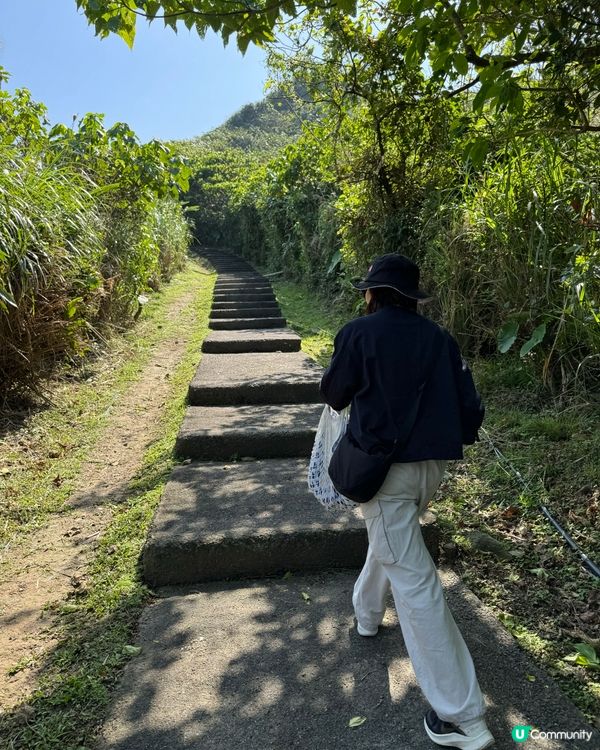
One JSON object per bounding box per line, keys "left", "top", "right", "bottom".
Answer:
{"left": 480, "top": 428, "right": 600, "bottom": 581}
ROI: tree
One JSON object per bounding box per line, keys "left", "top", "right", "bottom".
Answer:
{"left": 75, "top": 0, "right": 356, "bottom": 53}
{"left": 78, "top": 1, "right": 600, "bottom": 132}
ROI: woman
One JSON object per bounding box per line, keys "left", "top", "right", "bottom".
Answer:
{"left": 320, "top": 254, "right": 494, "bottom": 750}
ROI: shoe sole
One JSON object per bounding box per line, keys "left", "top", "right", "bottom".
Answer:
{"left": 423, "top": 717, "right": 494, "bottom": 749}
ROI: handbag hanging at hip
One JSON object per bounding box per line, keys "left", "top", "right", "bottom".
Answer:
{"left": 327, "top": 428, "right": 398, "bottom": 504}
{"left": 327, "top": 382, "right": 424, "bottom": 503}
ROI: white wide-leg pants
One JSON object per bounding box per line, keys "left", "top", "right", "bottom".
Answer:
{"left": 352, "top": 460, "right": 486, "bottom": 724}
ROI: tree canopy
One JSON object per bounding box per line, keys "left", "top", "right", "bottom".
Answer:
{"left": 78, "top": 1, "right": 600, "bottom": 132}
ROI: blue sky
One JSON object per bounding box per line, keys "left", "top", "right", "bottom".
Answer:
{"left": 0, "top": 1, "right": 268, "bottom": 143}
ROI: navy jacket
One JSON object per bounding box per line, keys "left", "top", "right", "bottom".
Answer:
{"left": 320, "top": 306, "right": 484, "bottom": 462}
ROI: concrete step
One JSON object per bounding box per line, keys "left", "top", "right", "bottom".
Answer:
{"left": 216, "top": 279, "right": 267, "bottom": 286}
{"left": 142, "top": 458, "right": 396, "bottom": 585}
{"left": 208, "top": 265, "right": 256, "bottom": 272}
{"left": 214, "top": 289, "right": 273, "bottom": 296}
{"left": 215, "top": 277, "right": 270, "bottom": 283}
{"left": 202, "top": 329, "right": 301, "bottom": 354}
{"left": 215, "top": 280, "right": 272, "bottom": 287}
{"left": 188, "top": 352, "right": 322, "bottom": 405}
{"left": 217, "top": 273, "right": 266, "bottom": 280}
{"left": 213, "top": 268, "right": 255, "bottom": 273}
{"left": 209, "top": 317, "right": 287, "bottom": 330}
{"left": 212, "top": 300, "right": 279, "bottom": 310}
{"left": 209, "top": 262, "right": 252, "bottom": 267}
{"left": 175, "top": 402, "right": 323, "bottom": 459}
{"left": 214, "top": 284, "right": 273, "bottom": 295}
{"left": 213, "top": 293, "right": 277, "bottom": 303}
{"left": 101, "top": 567, "right": 593, "bottom": 750}
{"left": 210, "top": 307, "right": 281, "bottom": 319}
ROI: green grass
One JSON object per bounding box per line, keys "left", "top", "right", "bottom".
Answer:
{"left": 0, "top": 259, "right": 213, "bottom": 550}
{"left": 0, "top": 257, "right": 215, "bottom": 750}
{"left": 275, "top": 278, "right": 600, "bottom": 726}
{"left": 271, "top": 281, "right": 349, "bottom": 366}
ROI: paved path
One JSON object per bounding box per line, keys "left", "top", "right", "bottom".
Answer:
{"left": 101, "top": 250, "right": 596, "bottom": 750}
{"left": 101, "top": 569, "right": 594, "bottom": 750}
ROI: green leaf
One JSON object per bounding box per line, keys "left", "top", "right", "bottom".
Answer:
{"left": 336, "top": 0, "right": 356, "bottom": 13}
{"left": 528, "top": 568, "right": 548, "bottom": 578}
{"left": 145, "top": 1, "right": 161, "bottom": 20}
{"left": 327, "top": 250, "right": 342, "bottom": 274}
{"left": 164, "top": 15, "right": 178, "bottom": 33}
{"left": 464, "top": 137, "right": 489, "bottom": 167}
{"left": 90, "top": 182, "right": 122, "bottom": 197}
{"left": 498, "top": 319, "right": 520, "bottom": 353}
{"left": 237, "top": 33, "right": 251, "bottom": 54}
{"left": 66, "top": 299, "right": 79, "bottom": 319}
{"left": 575, "top": 643, "right": 599, "bottom": 664}
{"left": 123, "top": 645, "right": 142, "bottom": 657}
{"left": 301, "top": 591, "right": 311, "bottom": 602}
{"left": 519, "top": 323, "right": 546, "bottom": 357}
{"left": 472, "top": 84, "right": 489, "bottom": 112}
{"left": 565, "top": 644, "right": 600, "bottom": 669}
{"left": 281, "top": 0, "right": 297, "bottom": 15}
{"left": 478, "top": 63, "right": 503, "bottom": 83}
{"left": 0, "top": 289, "right": 17, "bottom": 309}
{"left": 454, "top": 53, "right": 468, "bottom": 76}
{"left": 349, "top": 716, "right": 367, "bottom": 728}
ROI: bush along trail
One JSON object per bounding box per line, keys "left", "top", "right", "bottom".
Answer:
{"left": 0, "top": 70, "right": 191, "bottom": 402}
{"left": 92, "top": 250, "right": 593, "bottom": 750}
{"left": 0, "top": 257, "right": 215, "bottom": 748}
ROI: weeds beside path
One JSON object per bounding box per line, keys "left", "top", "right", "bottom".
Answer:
{"left": 0, "top": 256, "right": 215, "bottom": 748}
{"left": 273, "top": 278, "right": 600, "bottom": 727}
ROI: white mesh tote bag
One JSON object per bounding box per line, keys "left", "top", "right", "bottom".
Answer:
{"left": 307, "top": 405, "right": 357, "bottom": 510}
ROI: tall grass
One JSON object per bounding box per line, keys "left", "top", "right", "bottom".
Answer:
{"left": 0, "top": 146, "right": 104, "bottom": 393}
{"left": 0, "top": 80, "right": 192, "bottom": 401}
{"left": 420, "top": 137, "right": 600, "bottom": 390}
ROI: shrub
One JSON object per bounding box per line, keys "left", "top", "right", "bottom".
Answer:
{"left": 0, "top": 72, "right": 191, "bottom": 400}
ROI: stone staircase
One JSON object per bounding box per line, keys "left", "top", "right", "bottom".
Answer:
{"left": 142, "top": 249, "right": 439, "bottom": 586}
{"left": 99, "top": 250, "right": 594, "bottom": 750}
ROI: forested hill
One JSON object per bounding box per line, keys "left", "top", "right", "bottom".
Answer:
{"left": 180, "top": 91, "right": 304, "bottom": 154}
{"left": 173, "top": 90, "right": 308, "bottom": 250}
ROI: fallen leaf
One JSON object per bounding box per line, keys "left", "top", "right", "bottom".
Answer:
{"left": 526, "top": 674, "right": 536, "bottom": 682}
{"left": 349, "top": 716, "right": 367, "bottom": 728}
{"left": 282, "top": 571, "right": 293, "bottom": 580}
{"left": 301, "top": 591, "right": 311, "bottom": 602}
{"left": 123, "top": 645, "right": 142, "bottom": 657}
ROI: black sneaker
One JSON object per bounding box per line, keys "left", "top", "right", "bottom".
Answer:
{"left": 424, "top": 709, "right": 494, "bottom": 749}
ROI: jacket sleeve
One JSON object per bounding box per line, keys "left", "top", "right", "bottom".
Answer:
{"left": 320, "top": 324, "right": 362, "bottom": 411}
{"left": 448, "top": 335, "right": 485, "bottom": 444}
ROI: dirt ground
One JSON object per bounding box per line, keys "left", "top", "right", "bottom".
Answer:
{"left": 0, "top": 289, "right": 198, "bottom": 709}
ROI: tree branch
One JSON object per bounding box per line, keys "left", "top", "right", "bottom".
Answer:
{"left": 444, "top": 76, "right": 480, "bottom": 98}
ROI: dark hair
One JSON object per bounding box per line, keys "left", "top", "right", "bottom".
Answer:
{"left": 365, "top": 287, "right": 418, "bottom": 315}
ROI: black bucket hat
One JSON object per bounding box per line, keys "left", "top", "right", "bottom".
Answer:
{"left": 352, "top": 253, "right": 432, "bottom": 301}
